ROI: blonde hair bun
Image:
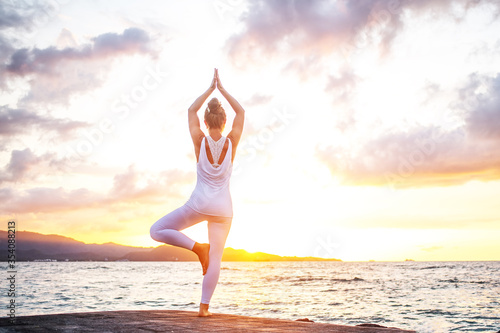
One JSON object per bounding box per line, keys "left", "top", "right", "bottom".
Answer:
{"left": 205, "top": 98, "right": 226, "bottom": 129}
{"left": 207, "top": 98, "right": 223, "bottom": 114}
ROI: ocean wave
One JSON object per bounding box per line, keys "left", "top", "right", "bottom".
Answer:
{"left": 171, "top": 302, "right": 196, "bottom": 307}
{"left": 296, "top": 276, "right": 325, "bottom": 282}
{"left": 330, "top": 277, "right": 364, "bottom": 282}
{"left": 219, "top": 281, "right": 244, "bottom": 285}
{"left": 321, "top": 288, "right": 338, "bottom": 292}
{"left": 260, "top": 300, "right": 284, "bottom": 305}
{"left": 416, "top": 309, "right": 460, "bottom": 316}
{"left": 439, "top": 277, "right": 460, "bottom": 283}
{"left": 221, "top": 267, "right": 241, "bottom": 271}
{"left": 264, "top": 275, "right": 290, "bottom": 282}
{"left": 469, "top": 315, "right": 500, "bottom": 320}
{"left": 419, "top": 265, "right": 455, "bottom": 270}
{"left": 438, "top": 278, "right": 490, "bottom": 284}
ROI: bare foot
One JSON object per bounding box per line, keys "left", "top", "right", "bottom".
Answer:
{"left": 198, "top": 303, "right": 212, "bottom": 317}
{"left": 193, "top": 242, "right": 210, "bottom": 275}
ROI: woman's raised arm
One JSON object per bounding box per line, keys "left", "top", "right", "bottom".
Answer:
{"left": 188, "top": 70, "right": 217, "bottom": 145}
{"left": 216, "top": 69, "right": 245, "bottom": 148}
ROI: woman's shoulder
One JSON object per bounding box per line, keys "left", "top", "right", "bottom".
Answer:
{"left": 227, "top": 133, "right": 241, "bottom": 147}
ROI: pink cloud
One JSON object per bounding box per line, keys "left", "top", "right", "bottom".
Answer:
{"left": 5, "top": 28, "right": 153, "bottom": 76}
{"left": 462, "top": 73, "right": 500, "bottom": 141}
{"left": 0, "top": 106, "right": 88, "bottom": 143}
{"left": 2, "top": 27, "right": 156, "bottom": 104}
{"left": 0, "top": 1, "right": 68, "bottom": 88}
{"left": 0, "top": 106, "right": 88, "bottom": 152}
{"left": 316, "top": 72, "right": 500, "bottom": 188}
{"left": 225, "top": 0, "right": 499, "bottom": 70}
{"left": 0, "top": 147, "right": 76, "bottom": 185}
{"left": 244, "top": 93, "right": 274, "bottom": 107}
{"left": 0, "top": 166, "right": 194, "bottom": 214}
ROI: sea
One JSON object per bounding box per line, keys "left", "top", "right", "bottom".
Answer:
{"left": 1, "top": 261, "right": 499, "bottom": 332}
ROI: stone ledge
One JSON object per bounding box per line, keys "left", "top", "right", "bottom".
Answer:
{"left": 0, "top": 310, "right": 416, "bottom": 332}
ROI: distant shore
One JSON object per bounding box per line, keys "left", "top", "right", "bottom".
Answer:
{"left": 0, "top": 230, "right": 341, "bottom": 262}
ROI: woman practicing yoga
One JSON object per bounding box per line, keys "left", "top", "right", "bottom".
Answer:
{"left": 150, "top": 68, "right": 245, "bottom": 317}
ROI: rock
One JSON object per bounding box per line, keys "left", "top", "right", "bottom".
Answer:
{"left": 295, "top": 318, "right": 314, "bottom": 322}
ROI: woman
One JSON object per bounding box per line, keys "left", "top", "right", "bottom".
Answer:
{"left": 150, "top": 68, "right": 245, "bottom": 317}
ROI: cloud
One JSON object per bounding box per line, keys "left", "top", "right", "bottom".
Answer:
{"left": 0, "top": 1, "right": 61, "bottom": 87}
{"left": 1, "top": 26, "right": 156, "bottom": 104}
{"left": 224, "top": 0, "right": 499, "bottom": 136}
{"left": 316, "top": 125, "right": 497, "bottom": 188}
{"left": 225, "top": 0, "right": 499, "bottom": 69}
{"left": 56, "top": 28, "right": 77, "bottom": 49}
{"left": 0, "top": 106, "right": 88, "bottom": 149}
{"left": 280, "top": 53, "right": 324, "bottom": 81}
{"left": 0, "top": 1, "right": 52, "bottom": 29}
{"left": 226, "top": 0, "right": 396, "bottom": 66}
{"left": 1, "top": 148, "right": 42, "bottom": 184}
{"left": 244, "top": 93, "right": 273, "bottom": 107}
{"left": 0, "top": 186, "right": 97, "bottom": 214}
{"left": 0, "top": 166, "right": 194, "bottom": 214}
{"left": 0, "top": 3, "right": 174, "bottom": 213}
{"left": 0, "top": 148, "right": 73, "bottom": 185}
{"left": 316, "top": 72, "right": 500, "bottom": 188}
{"left": 5, "top": 27, "right": 153, "bottom": 76}
{"left": 462, "top": 73, "right": 500, "bottom": 141}
{"left": 325, "top": 66, "right": 360, "bottom": 104}
{"left": 110, "top": 165, "right": 194, "bottom": 203}
{"left": 91, "top": 27, "right": 153, "bottom": 57}
{"left": 0, "top": 107, "right": 44, "bottom": 135}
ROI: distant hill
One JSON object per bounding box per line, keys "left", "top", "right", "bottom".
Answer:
{"left": 0, "top": 230, "right": 153, "bottom": 261}
{"left": 221, "top": 248, "right": 341, "bottom": 261}
{"left": 0, "top": 230, "right": 341, "bottom": 262}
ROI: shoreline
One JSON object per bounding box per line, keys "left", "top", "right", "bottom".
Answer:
{"left": 0, "top": 309, "right": 416, "bottom": 332}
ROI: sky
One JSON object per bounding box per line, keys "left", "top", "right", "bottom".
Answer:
{"left": 1, "top": 0, "right": 499, "bottom": 261}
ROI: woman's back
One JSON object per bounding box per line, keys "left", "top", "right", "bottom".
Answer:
{"left": 185, "top": 136, "right": 233, "bottom": 217}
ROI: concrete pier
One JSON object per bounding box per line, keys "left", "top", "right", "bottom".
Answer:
{"left": 0, "top": 310, "right": 416, "bottom": 332}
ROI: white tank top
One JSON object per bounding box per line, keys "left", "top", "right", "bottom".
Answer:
{"left": 185, "top": 136, "right": 233, "bottom": 217}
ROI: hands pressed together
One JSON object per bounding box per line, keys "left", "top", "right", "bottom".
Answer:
{"left": 209, "top": 68, "right": 224, "bottom": 92}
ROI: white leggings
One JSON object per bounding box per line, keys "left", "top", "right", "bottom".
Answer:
{"left": 149, "top": 204, "right": 232, "bottom": 304}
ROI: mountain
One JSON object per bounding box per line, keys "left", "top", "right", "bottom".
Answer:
{"left": 0, "top": 230, "right": 341, "bottom": 262}
{"left": 0, "top": 230, "right": 153, "bottom": 261}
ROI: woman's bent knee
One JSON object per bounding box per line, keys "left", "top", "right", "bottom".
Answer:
{"left": 150, "top": 224, "right": 159, "bottom": 242}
